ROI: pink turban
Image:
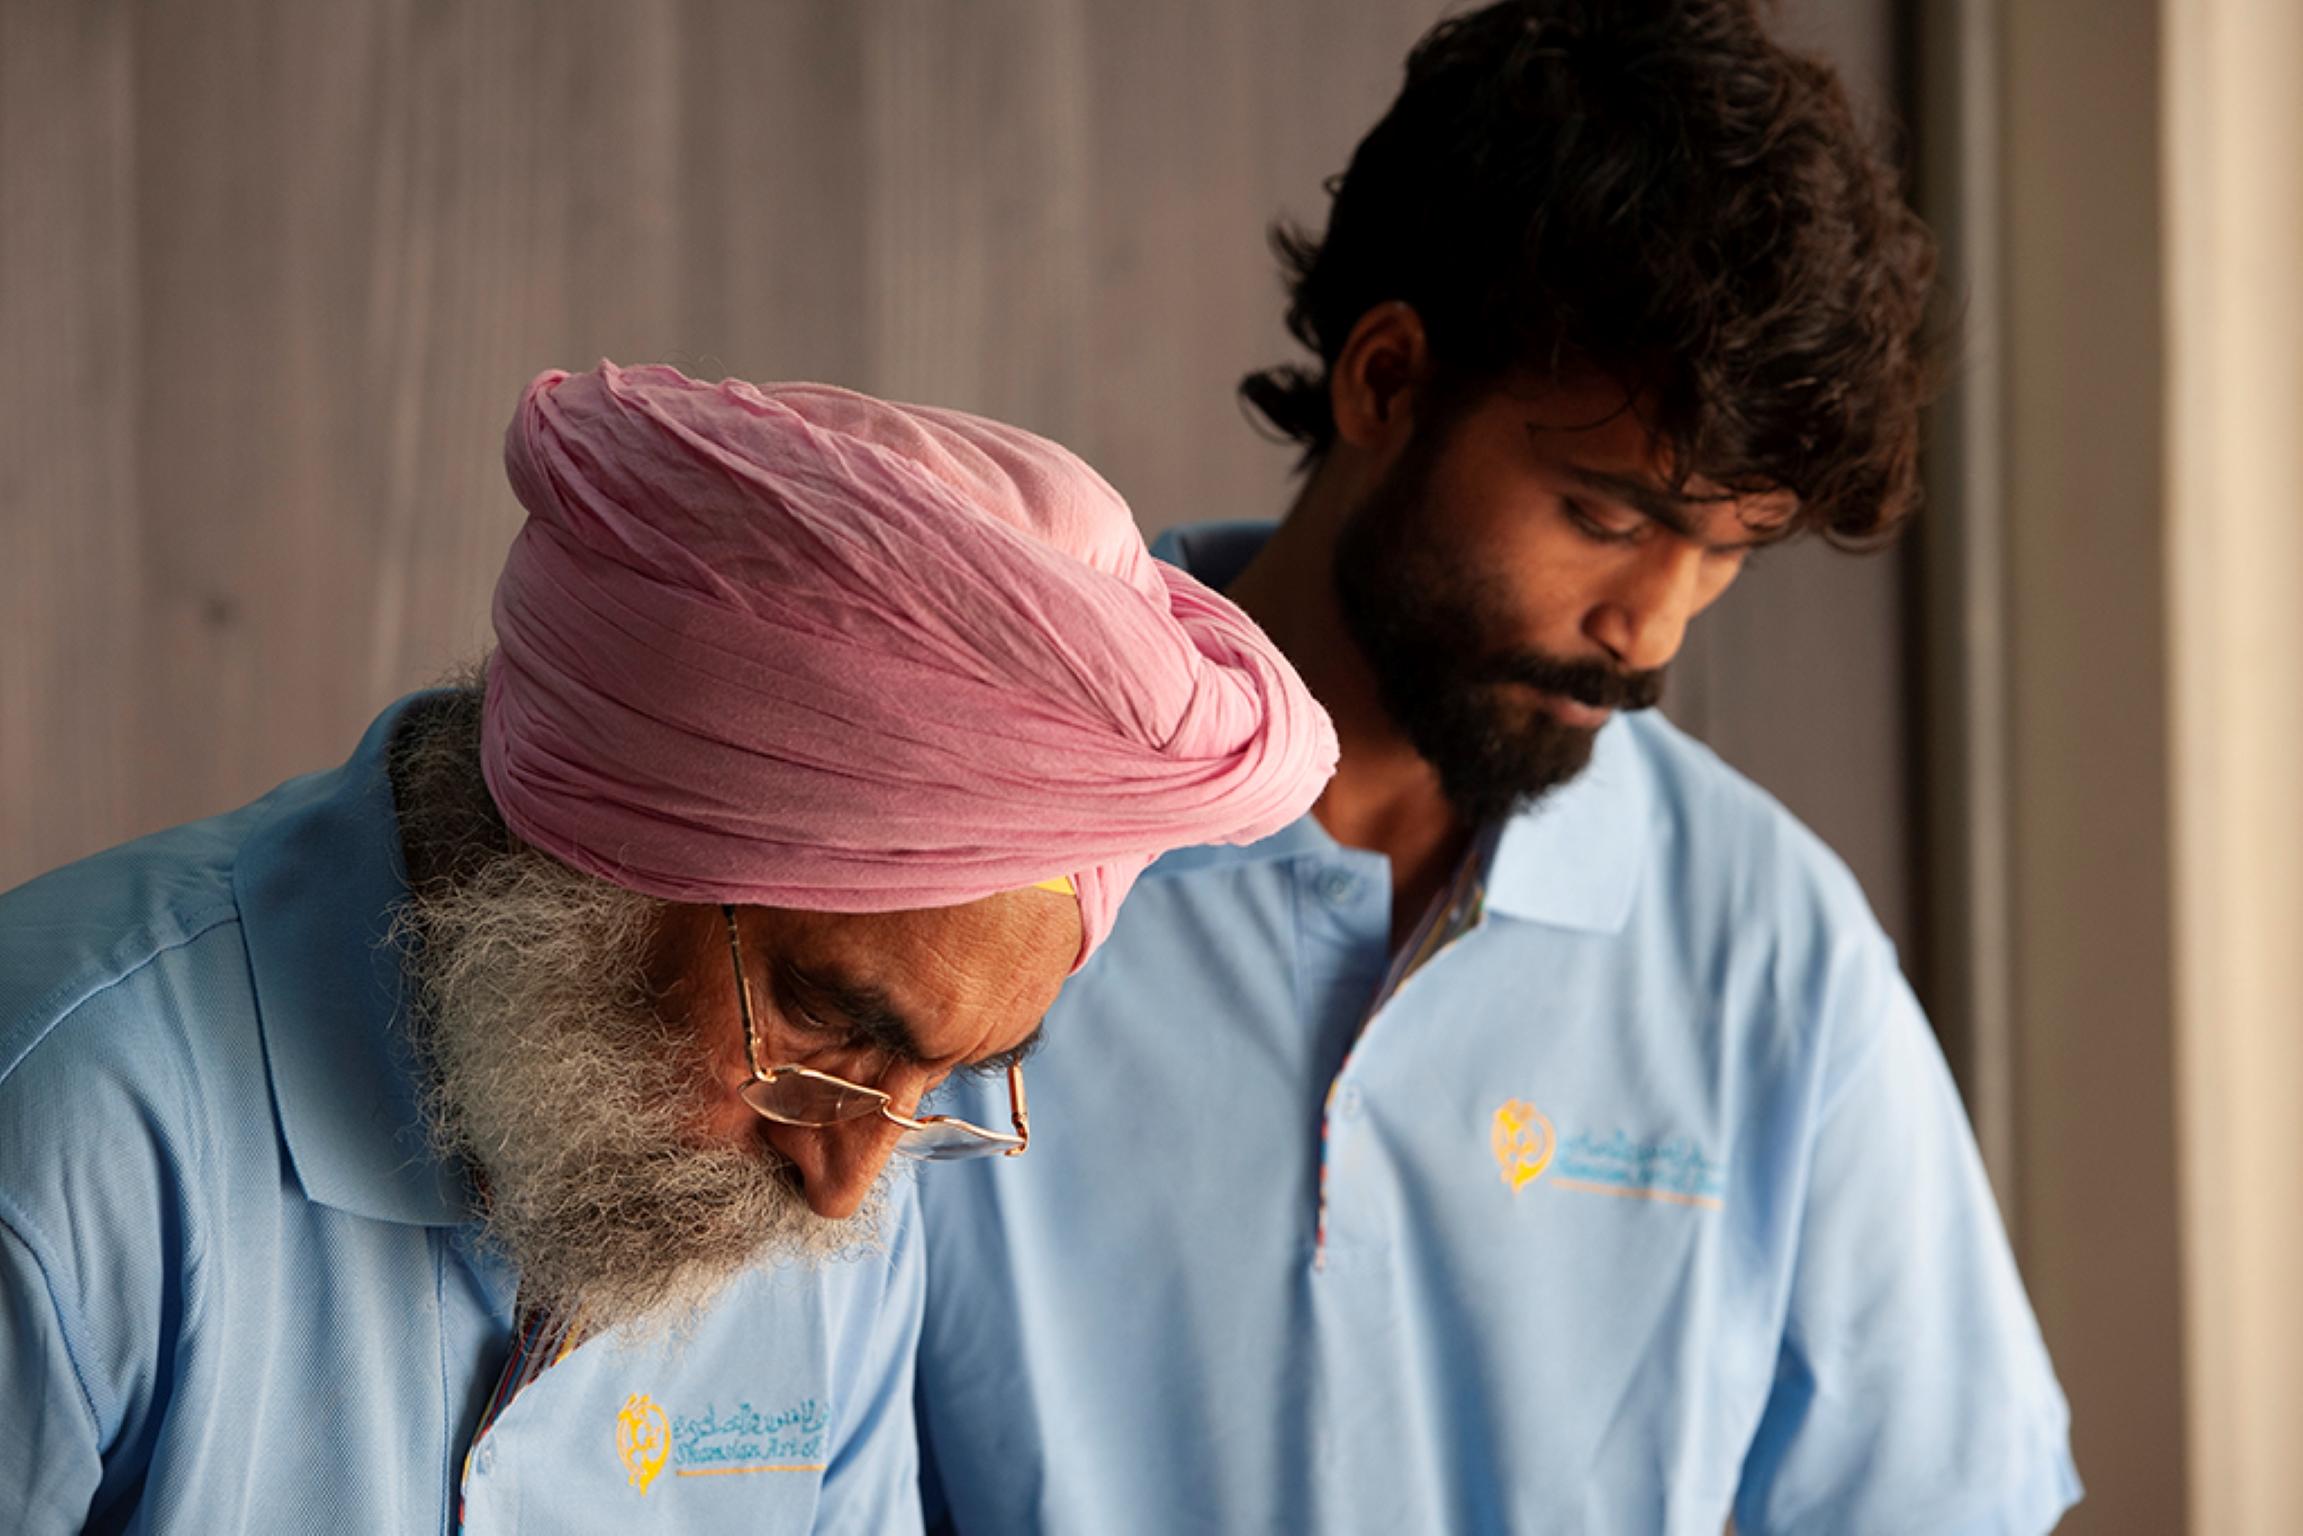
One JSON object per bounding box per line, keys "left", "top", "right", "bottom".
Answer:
{"left": 481, "top": 361, "right": 1336, "bottom": 967}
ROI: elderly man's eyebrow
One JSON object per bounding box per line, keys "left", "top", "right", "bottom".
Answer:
{"left": 1558, "top": 461, "right": 1788, "bottom": 551}
{"left": 968, "top": 1023, "right": 1046, "bottom": 1078}
{"left": 773, "top": 959, "right": 930, "bottom": 1065}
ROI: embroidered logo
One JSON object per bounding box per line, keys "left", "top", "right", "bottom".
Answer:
{"left": 1491, "top": 1098, "right": 1556, "bottom": 1191}
{"left": 671, "top": 1398, "right": 831, "bottom": 1474}
{"left": 1550, "top": 1129, "right": 1726, "bottom": 1207}
{"left": 618, "top": 1392, "right": 671, "bottom": 1494}
{"left": 1491, "top": 1098, "right": 1728, "bottom": 1210}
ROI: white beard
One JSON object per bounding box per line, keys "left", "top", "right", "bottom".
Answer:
{"left": 391, "top": 700, "right": 886, "bottom": 1338}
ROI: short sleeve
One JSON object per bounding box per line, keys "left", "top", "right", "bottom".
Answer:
{"left": 814, "top": 1185, "right": 928, "bottom": 1536}
{"left": 0, "top": 1209, "right": 105, "bottom": 1534}
{"left": 1734, "top": 943, "right": 2082, "bottom": 1536}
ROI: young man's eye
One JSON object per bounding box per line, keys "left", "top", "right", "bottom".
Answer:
{"left": 1564, "top": 497, "right": 1644, "bottom": 544}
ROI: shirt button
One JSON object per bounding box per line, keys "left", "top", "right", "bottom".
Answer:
{"left": 1319, "top": 870, "right": 1360, "bottom": 906}
{"left": 1334, "top": 1083, "right": 1364, "bottom": 1119}
{"left": 476, "top": 1443, "right": 497, "bottom": 1475}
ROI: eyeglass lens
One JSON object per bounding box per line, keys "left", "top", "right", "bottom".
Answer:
{"left": 893, "top": 1120, "right": 1022, "bottom": 1161}
{"left": 741, "top": 1073, "right": 885, "bottom": 1125}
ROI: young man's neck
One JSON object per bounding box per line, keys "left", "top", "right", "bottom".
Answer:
{"left": 1223, "top": 462, "right": 1471, "bottom": 940}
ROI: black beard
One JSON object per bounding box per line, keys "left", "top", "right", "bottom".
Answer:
{"left": 1331, "top": 430, "right": 1664, "bottom": 826}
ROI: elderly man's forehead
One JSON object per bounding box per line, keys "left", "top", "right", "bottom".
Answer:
{"left": 777, "top": 888, "right": 1070, "bottom": 949}
{"left": 763, "top": 892, "right": 1075, "bottom": 1009}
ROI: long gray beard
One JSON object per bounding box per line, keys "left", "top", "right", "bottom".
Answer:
{"left": 388, "top": 685, "right": 886, "bottom": 1338}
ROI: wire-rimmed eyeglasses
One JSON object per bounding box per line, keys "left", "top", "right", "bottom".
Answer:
{"left": 720, "top": 905, "right": 1030, "bottom": 1160}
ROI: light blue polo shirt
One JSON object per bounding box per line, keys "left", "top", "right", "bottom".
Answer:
{"left": 0, "top": 698, "right": 923, "bottom": 1535}
{"left": 916, "top": 522, "right": 2080, "bottom": 1535}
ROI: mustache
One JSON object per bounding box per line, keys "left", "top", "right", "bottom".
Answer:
{"left": 1472, "top": 651, "right": 1666, "bottom": 714}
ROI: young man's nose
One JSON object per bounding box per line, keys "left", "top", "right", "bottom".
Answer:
{"left": 1584, "top": 542, "right": 1710, "bottom": 672}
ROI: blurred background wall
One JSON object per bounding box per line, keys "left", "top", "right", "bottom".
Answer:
{"left": 2, "top": 2, "right": 2297, "bottom": 1532}
{"left": 0, "top": 0, "right": 1916, "bottom": 951}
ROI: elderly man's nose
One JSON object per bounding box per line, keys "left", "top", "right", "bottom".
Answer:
{"left": 800, "top": 1117, "right": 906, "bottom": 1220}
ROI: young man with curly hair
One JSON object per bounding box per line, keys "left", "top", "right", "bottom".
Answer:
{"left": 914, "top": 3, "right": 2080, "bottom": 1532}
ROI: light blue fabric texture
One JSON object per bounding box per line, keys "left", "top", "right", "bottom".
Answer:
{"left": 0, "top": 697, "right": 924, "bottom": 1535}
{"left": 916, "top": 521, "right": 2080, "bottom": 1536}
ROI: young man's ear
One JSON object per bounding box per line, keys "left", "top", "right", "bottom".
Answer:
{"left": 1326, "top": 301, "right": 1432, "bottom": 451}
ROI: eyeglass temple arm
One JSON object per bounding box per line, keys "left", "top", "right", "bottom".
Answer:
{"left": 1005, "top": 1063, "right": 1030, "bottom": 1155}
{"left": 720, "top": 905, "right": 767, "bottom": 1077}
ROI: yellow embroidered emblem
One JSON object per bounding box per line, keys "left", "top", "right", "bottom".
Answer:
{"left": 1491, "top": 1098, "right": 1555, "bottom": 1192}
{"left": 617, "top": 1392, "right": 671, "bottom": 1494}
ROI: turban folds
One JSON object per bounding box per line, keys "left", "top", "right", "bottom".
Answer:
{"left": 482, "top": 362, "right": 1336, "bottom": 966}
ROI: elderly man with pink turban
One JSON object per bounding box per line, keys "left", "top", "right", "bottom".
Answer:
{"left": 0, "top": 362, "right": 1335, "bottom": 1535}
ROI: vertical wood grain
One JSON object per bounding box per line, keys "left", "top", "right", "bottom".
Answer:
{"left": 131, "top": 0, "right": 401, "bottom": 832}
{"left": 2, "top": 0, "right": 1918, "bottom": 973}
{"left": 0, "top": 1, "right": 140, "bottom": 876}
{"left": 671, "top": 0, "right": 871, "bottom": 384}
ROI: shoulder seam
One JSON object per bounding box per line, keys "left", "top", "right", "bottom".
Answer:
{"left": 0, "top": 899, "right": 244, "bottom": 1088}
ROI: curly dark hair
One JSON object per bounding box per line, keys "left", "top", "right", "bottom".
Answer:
{"left": 1240, "top": 0, "right": 1939, "bottom": 544}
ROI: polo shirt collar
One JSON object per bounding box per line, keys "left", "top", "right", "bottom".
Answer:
{"left": 234, "top": 695, "right": 471, "bottom": 1227}
{"left": 1479, "top": 713, "right": 1649, "bottom": 934}
{"left": 1149, "top": 519, "right": 1649, "bottom": 932}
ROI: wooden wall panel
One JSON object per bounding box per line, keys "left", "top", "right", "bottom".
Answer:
{"left": 672, "top": 1, "right": 871, "bottom": 383}
{"left": 0, "top": 1, "right": 140, "bottom": 881}
{"left": 2, "top": 0, "right": 1919, "bottom": 973}
{"left": 131, "top": 0, "right": 423, "bottom": 834}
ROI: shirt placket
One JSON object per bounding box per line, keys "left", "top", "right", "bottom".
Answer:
{"left": 456, "top": 1298, "right": 592, "bottom": 1532}
{"left": 1305, "top": 824, "right": 1501, "bottom": 1268}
